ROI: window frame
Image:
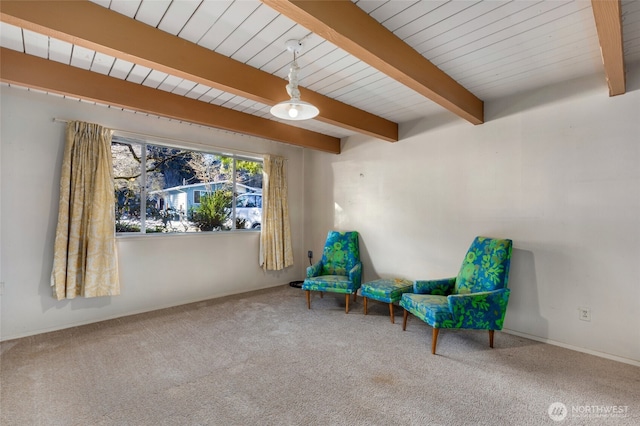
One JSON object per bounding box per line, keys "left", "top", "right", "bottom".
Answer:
{"left": 112, "top": 134, "right": 263, "bottom": 236}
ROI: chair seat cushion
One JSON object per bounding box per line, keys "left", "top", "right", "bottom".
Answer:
{"left": 302, "top": 275, "right": 355, "bottom": 294}
{"left": 361, "top": 278, "right": 413, "bottom": 303}
{"left": 400, "top": 294, "right": 453, "bottom": 328}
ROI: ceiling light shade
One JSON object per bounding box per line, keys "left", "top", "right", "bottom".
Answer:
{"left": 270, "top": 40, "right": 319, "bottom": 121}
{"left": 270, "top": 99, "right": 319, "bottom": 121}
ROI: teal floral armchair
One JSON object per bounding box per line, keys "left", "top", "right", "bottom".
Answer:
{"left": 400, "top": 237, "right": 513, "bottom": 354}
{"left": 302, "top": 231, "right": 362, "bottom": 313}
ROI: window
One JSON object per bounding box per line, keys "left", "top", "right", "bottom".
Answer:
{"left": 112, "top": 135, "right": 263, "bottom": 233}
{"left": 193, "top": 191, "right": 203, "bottom": 204}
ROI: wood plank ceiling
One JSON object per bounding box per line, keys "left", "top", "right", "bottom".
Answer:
{"left": 1, "top": 0, "right": 639, "bottom": 154}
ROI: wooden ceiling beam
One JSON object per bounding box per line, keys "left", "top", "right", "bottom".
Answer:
{"left": 261, "top": 0, "right": 484, "bottom": 125}
{"left": 0, "top": 0, "right": 397, "bottom": 142}
{"left": 591, "top": 0, "right": 625, "bottom": 96}
{"left": 0, "top": 48, "right": 341, "bottom": 154}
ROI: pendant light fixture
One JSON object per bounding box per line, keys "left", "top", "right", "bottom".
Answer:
{"left": 270, "top": 39, "right": 319, "bottom": 121}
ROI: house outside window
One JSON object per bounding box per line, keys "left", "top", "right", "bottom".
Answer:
{"left": 112, "top": 135, "right": 263, "bottom": 233}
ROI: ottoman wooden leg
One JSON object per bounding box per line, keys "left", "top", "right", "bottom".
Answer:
{"left": 364, "top": 297, "right": 368, "bottom": 315}
{"left": 388, "top": 303, "right": 394, "bottom": 324}
{"left": 345, "top": 294, "right": 350, "bottom": 314}
{"left": 402, "top": 309, "right": 409, "bottom": 330}
{"left": 306, "top": 290, "right": 311, "bottom": 309}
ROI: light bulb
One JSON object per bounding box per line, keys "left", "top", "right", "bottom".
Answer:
{"left": 288, "top": 105, "right": 299, "bottom": 118}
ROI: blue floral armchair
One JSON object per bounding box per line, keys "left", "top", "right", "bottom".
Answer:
{"left": 400, "top": 237, "right": 513, "bottom": 354}
{"left": 302, "top": 231, "right": 362, "bottom": 313}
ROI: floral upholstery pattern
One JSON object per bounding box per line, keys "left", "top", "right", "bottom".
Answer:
{"left": 361, "top": 278, "right": 413, "bottom": 304}
{"left": 453, "top": 237, "right": 511, "bottom": 294}
{"left": 448, "top": 290, "right": 510, "bottom": 329}
{"left": 414, "top": 277, "right": 455, "bottom": 295}
{"left": 361, "top": 278, "right": 413, "bottom": 323}
{"left": 400, "top": 237, "right": 513, "bottom": 352}
{"left": 399, "top": 294, "right": 452, "bottom": 328}
{"left": 302, "top": 231, "right": 361, "bottom": 295}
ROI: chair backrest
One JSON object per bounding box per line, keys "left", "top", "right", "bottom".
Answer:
{"left": 454, "top": 236, "right": 512, "bottom": 294}
{"left": 320, "top": 231, "right": 360, "bottom": 276}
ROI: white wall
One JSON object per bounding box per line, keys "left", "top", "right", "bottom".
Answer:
{"left": 304, "top": 69, "right": 640, "bottom": 364}
{"left": 0, "top": 86, "right": 306, "bottom": 340}
{"left": 3, "top": 67, "right": 640, "bottom": 364}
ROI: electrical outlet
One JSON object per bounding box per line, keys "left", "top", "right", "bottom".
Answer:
{"left": 307, "top": 250, "right": 313, "bottom": 259}
{"left": 578, "top": 307, "right": 591, "bottom": 322}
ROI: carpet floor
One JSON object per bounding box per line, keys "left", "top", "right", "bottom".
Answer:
{"left": 1, "top": 285, "right": 639, "bottom": 425}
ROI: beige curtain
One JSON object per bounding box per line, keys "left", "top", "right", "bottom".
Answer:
{"left": 259, "top": 154, "right": 293, "bottom": 271}
{"left": 51, "top": 121, "right": 120, "bottom": 300}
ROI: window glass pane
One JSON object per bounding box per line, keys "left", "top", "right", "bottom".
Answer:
{"left": 234, "top": 159, "right": 263, "bottom": 230}
{"left": 113, "top": 138, "right": 142, "bottom": 233}
{"left": 145, "top": 145, "right": 198, "bottom": 233}
{"left": 187, "top": 152, "right": 233, "bottom": 232}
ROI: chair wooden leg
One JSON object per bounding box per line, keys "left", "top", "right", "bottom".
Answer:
{"left": 320, "top": 292, "right": 323, "bottom": 298}
{"left": 431, "top": 328, "right": 440, "bottom": 355}
{"left": 402, "top": 309, "right": 409, "bottom": 330}
{"left": 388, "top": 303, "right": 395, "bottom": 324}
{"left": 306, "top": 290, "right": 311, "bottom": 309}
{"left": 364, "top": 297, "right": 368, "bottom": 315}
{"left": 489, "top": 330, "right": 495, "bottom": 348}
{"left": 345, "top": 294, "right": 350, "bottom": 314}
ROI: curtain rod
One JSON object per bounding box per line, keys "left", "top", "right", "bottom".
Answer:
{"left": 52, "top": 117, "right": 267, "bottom": 160}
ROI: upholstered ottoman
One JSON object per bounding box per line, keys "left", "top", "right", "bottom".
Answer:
{"left": 361, "top": 278, "right": 414, "bottom": 324}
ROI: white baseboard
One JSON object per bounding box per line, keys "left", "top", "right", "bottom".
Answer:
{"left": 502, "top": 328, "right": 640, "bottom": 367}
